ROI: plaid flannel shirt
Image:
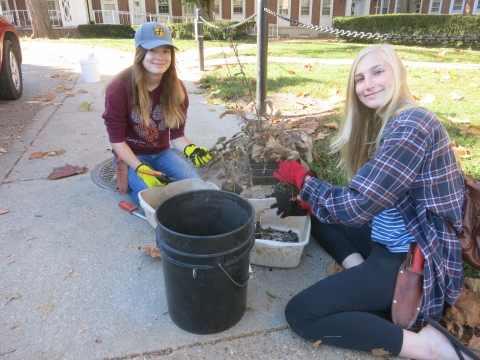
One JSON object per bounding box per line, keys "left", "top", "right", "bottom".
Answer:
{"left": 301, "top": 108, "right": 465, "bottom": 325}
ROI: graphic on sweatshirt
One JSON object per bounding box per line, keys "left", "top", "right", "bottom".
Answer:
{"left": 131, "top": 100, "right": 167, "bottom": 147}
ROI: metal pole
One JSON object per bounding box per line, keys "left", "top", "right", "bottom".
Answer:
{"left": 256, "top": 0, "right": 268, "bottom": 117}
{"left": 196, "top": 9, "right": 205, "bottom": 71}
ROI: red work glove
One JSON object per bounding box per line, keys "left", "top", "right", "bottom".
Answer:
{"left": 273, "top": 159, "right": 316, "bottom": 190}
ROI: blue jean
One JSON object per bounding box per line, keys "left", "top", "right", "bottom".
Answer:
{"left": 117, "top": 149, "right": 202, "bottom": 204}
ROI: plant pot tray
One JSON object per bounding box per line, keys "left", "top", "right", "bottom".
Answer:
{"left": 248, "top": 198, "right": 311, "bottom": 268}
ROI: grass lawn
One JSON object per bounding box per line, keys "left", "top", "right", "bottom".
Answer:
{"left": 198, "top": 42, "right": 480, "bottom": 183}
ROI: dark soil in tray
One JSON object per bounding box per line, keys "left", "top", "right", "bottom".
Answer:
{"left": 254, "top": 221, "right": 300, "bottom": 243}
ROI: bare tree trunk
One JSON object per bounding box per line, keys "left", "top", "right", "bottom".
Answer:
{"left": 195, "top": 0, "right": 214, "bottom": 22}
{"left": 26, "top": 0, "right": 55, "bottom": 39}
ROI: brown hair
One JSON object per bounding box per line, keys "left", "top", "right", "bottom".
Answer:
{"left": 111, "top": 46, "right": 186, "bottom": 128}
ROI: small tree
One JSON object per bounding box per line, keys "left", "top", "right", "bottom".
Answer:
{"left": 184, "top": 0, "right": 214, "bottom": 22}
{"left": 26, "top": 0, "right": 55, "bottom": 39}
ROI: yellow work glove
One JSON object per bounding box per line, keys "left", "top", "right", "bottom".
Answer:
{"left": 135, "top": 164, "right": 166, "bottom": 188}
{"left": 184, "top": 144, "right": 212, "bottom": 166}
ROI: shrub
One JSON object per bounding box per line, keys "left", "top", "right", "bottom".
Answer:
{"left": 168, "top": 21, "right": 255, "bottom": 40}
{"left": 78, "top": 24, "right": 136, "bottom": 38}
{"left": 332, "top": 14, "right": 480, "bottom": 46}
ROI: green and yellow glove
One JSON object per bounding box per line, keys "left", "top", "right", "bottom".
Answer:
{"left": 135, "top": 164, "right": 166, "bottom": 188}
{"left": 184, "top": 144, "right": 212, "bottom": 166}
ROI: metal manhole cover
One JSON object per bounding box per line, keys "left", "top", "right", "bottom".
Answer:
{"left": 91, "top": 158, "right": 118, "bottom": 191}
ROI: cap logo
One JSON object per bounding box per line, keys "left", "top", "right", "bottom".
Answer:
{"left": 153, "top": 26, "right": 165, "bottom": 38}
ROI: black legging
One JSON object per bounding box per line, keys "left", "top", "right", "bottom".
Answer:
{"left": 285, "top": 218, "right": 407, "bottom": 356}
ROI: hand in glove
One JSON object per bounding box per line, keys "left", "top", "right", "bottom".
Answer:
{"left": 184, "top": 144, "right": 212, "bottom": 166}
{"left": 135, "top": 164, "right": 167, "bottom": 188}
{"left": 270, "top": 199, "right": 312, "bottom": 218}
{"left": 273, "top": 159, "right": 316, "bottom": 190}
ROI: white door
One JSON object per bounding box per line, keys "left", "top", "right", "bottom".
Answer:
{"left": 320, "top": 0, "right": 332, "bottom": 27}
{"left": 350, "top": 2, "right": 357, "bottom": 15}
{"left": 103, "top": 3, "right": 116, "bottom": 24}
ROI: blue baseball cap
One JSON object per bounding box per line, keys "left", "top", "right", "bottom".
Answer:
{"left": 134, "top": 22, "right": 178, "bottom": 50}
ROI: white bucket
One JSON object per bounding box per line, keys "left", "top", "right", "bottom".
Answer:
{"left": 79, "top": 55, "right": 101, "bottom": 83}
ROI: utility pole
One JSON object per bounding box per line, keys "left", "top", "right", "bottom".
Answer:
{"left": 196, "top": 9, "right": 205, "bottom": 71}
{"left": 256, "top": 0, "right": 268, "bottom": 117}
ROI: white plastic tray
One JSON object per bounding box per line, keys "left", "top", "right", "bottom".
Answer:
{"left": 248, "top": 198, "right": 311, "bottom": 268}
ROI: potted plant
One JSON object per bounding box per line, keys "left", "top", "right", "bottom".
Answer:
{"left": 211, "top": 100, "right": 314, "bottom": 192}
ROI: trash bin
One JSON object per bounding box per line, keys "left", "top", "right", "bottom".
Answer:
{"left": 79, "top": 54, "right": 101, "bottom": 83}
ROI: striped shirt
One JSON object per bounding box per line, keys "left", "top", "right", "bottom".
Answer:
{"left": 371, "top": 206, "right": 415, "bottom": 252}
{"left": 301, "top": 108, "right": 465, "bottom": 325}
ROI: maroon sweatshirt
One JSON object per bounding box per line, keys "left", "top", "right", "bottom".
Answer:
{"left": 103, "top": 77, "right": 188, "bottom": 155}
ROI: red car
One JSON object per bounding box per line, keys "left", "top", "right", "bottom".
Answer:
{"left": 0, "top": 14, "right": 22, "bottom": 100}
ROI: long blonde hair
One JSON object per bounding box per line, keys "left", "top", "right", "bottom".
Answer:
{"left": 114, "top": 46, "right": 186, "bottom": 128}
{"left": 331, "top": 44, "right": 419, "bottom": 180}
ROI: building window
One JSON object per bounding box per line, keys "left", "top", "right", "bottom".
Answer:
{"left": 279, "top": 0, "right": 289, "bottom": 15}
{"left": 381, "top": 0, "right": 389, "bottom": 13}
{"left": 416, "top": 0, "right": 422, "bottom": 13}
{"left": 301, "top": 0, "right": 311, "bottom": 15}
{"left": 322, "top": 0, "right": 331, "bottom": 15}
{"left": 1, "top": 0, "right": 8, "bottom": 11}
{"left": 158, "top": 0, "right": 169, "bottom": 14}
{"left": 430, "top": 0, "right": 441, "bottom": 12}
{"left": 214, "top": 0, "right": 220, "bottom": 14}
{"left": 450, "top": 0, "right": 464, "bottom": 12}
{"left": 184, "top": 3, "right": 195, "bottom": 15}
{"left": 233, "top": 0, "right": 243, "bottom": 14}
{"left": 475, "top": 0, "right": 480, "bottom": 13}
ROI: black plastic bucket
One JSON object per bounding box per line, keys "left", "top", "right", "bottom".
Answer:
{"left": 155, "top": 189, "right": 255, "bottom": 334}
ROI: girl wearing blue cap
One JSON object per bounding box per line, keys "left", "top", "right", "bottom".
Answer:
{"left": 103, "top": 22, "right": 211, "bottom": 204}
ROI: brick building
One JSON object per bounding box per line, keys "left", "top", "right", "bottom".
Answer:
{"left": 2, "top": 0, "right": 479, "bottom": 38}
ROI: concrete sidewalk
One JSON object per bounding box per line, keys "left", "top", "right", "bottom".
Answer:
{"left": 0, "top": 42, "right": 406, "bottom": 360}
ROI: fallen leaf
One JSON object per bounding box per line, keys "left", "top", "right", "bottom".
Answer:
{"left": 296, "top": 91, "right": 304, "bottom": 97}
{"left": 8, "top": 260, "right": 16, "bottom": 265}
{"left": 10, "top": 322, "right": 20, "bottom": 330}
{"left": 372, "top": 348, "right": 390, "bottom": 355}
{"left": 460, "top": 127, "right": 480, "bottom": 137}
{"left": 420, "top": 94, "right": 436, "bottom": 103}
{"left": 52, "top": 102, "right": 62, "bottom": 106}
{"left": 267, "top": 297, "right": 273, "bottom": 310}
{"left": 312, "top": 340, "right": 322, "bottom": 347}
{"left": 246, "top": 306, "right": 256, "bottom": 311}
{"left": 95, "top": 337, "right": 102, "bottom": 343}
{"left": 447, "top": 117, "right": 470, "bottom": 125}
{"left": 0, "top": 209, "right": 9, "bottom": 215}
{"left": 48, "top": 164, "right": 87, "bottom": 180}
{"left": 77, "top": 102, "right": 93, "bottom": 112}
{"left": 266, "top": 290, "right": 282, "bottom": 299}
{"left": 314, "top": 132, "right": 329, "bottom": 141}
{"left": 67, "top": 93, "right": 75, "bottom": 97}
{"left": 452, "top": 145, "right": 470, "bottom": 159}
{"left": 138, "top": 246, "right": 161, "bottom": 258}
{"left": 323, "top": 122, "right": 339, "bottom": 129}
{"left": 161, "top": 310, "right": 169, "bottom": 315}
{"left": 450, "top": 92, "right": 464, "bottom": 101}
{"left": 37, "top": 303, "right": 55, "bottom": 314}
{"left": 78, "top": 329, "right": 86, "bottom": 333}
{"left": 77, "top": 89, "right": 88, "bottom": 93}
{"left": 29, "top": 151, "right": 48, "bottom": 159}
{"left": 287, "top": 70, "right": 295, "bottom": 74}
{"left": 0, "top": 147, "right": 7, "bottom": 153}
{"left": 5, "top": 293, "right": 22, "bottom": 305}
{"left": 326, "top": 260, "right": 345, "bottom": 277}
{"left": 464, "top": 278, "right": 480, "bottom": 293}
